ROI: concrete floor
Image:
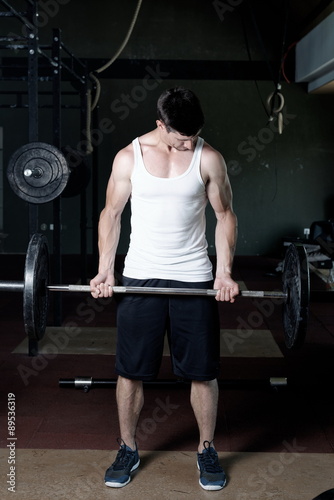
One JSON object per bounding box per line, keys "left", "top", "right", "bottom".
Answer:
{"left": 1, "top": 448, "right": 334, "bottom": 499}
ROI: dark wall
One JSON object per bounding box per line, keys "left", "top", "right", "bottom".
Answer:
{"left": 1, "top": 0, "right": 334, "bottom": 257}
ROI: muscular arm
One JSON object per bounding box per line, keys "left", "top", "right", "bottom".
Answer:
{"left": 90, "top": 147, "right": 133, "bottom": 298}
{"left": 204, "top": 147, "right": 239, "bottom": 302}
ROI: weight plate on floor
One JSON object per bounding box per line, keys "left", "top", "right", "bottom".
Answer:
{"left": 7, "top": 142, "right": 69, "bottom": 204}
{"left": 23, "top": 233, "right": 49, "bottom": 341}
{"left": 282, "top": 244, "right": 310, "bottom": 349}
{"left": 312, "top": 489, "right": 334, "bottom": 500}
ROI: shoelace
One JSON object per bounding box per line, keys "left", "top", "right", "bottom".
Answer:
{"left": 199, "top": 441, "right": 222, "bottom": 473}
{"left": 113, "top": 447, "right": 133, "bottom": 469}
{"left": 113, "top": 439, "right": 136, "bottom": 470}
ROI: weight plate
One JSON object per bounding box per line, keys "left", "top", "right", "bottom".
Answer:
{"left": 23, "top": 233, "right": 49, "bottom": 341}
{"left": 282, "top": 244, "right": 310, "bottom": 349}
{"left": 7, "top": 142, "right": 69, "bottom": 204}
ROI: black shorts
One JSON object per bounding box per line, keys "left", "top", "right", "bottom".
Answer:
{"left": 115, "top": 277, "right": 220, "bottom": 381}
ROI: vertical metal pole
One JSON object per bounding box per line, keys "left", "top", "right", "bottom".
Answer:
{"left": 80, "top": 184, "right": 87, "bottom": 283}
{"left": 52, "top": 28, "right": 61, "bottom": 148}
{"left": 79, "top": 75, "right": 88, "bottom": 283}
{"left": 52, "top": 28, "right": 62, "bottom": 326}
{"left": 92, "top": 105, "right": 99, "bottom": 271}
{"left": 27, "top": 0, "right": 38, "bottom": 237}
{"left": 27, "top": 0, "right": 38, "bottom": 356}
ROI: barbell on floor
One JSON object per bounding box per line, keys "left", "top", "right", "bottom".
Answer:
{"left": 58, "top": 376, "right": 288, "bottom": 392}
{"left": 0, "top": 233, "right": 310, "bottom": 349}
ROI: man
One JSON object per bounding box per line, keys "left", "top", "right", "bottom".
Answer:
{"left": 90, "top": 87, "right": 239, "bottom": 491}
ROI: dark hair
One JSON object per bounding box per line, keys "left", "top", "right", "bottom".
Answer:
{"left": 157, "top": 87, "right": 204, "bottom": 136}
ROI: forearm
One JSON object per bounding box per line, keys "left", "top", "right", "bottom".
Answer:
{"left": 97, "top": 208, "right": 121, "bottom": 275}
{"left": 215, "top": 210, "right": 238, "bottom": 278}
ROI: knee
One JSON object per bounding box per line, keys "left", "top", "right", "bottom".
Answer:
{"left": 191, "top": 379, "right": 218, "bottom": 396}
{"left": 192, "top": 378, "right": 217, "bottom": 387}
{"left": 118, "top": 375, "right": 143, "bottom": 387}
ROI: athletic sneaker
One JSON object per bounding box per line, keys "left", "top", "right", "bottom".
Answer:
{"left": 197, "top": 441, "right": 227, "bottom": 491}
{"left": 104, "top": 439, "right": 140, "bottom": 488}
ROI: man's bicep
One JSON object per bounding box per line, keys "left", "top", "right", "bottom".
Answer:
{"left": 105, "top": 151, "right": 132, "bottom": 212}
{"left": 207, "top": 159, "right": 233, "bottom": 217}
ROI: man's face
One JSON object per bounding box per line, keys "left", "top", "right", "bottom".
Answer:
{"left": 157, "top": 121, "right": 200, "bottom": 151}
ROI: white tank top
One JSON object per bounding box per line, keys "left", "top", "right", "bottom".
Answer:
{"left": 123, "top": 136, "right": 213, "bottom": 281}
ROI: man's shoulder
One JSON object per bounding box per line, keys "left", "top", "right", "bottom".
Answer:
{"left": 138, "top": 130, "right": 157, "bottom": 147}
{"left": 111, "top": 143, "right": 135, "bottom": 178}
{"left": 117, "top": 130, "right": 156, "bottom": 156}
{"left": 115, "top": 142, "right": 134, "bottom": 161}
{"left": 201, "top": 141, "right": 225, "bottom": 166}
{"left": 201, "top": 140, "right": 227, "bottom": 182}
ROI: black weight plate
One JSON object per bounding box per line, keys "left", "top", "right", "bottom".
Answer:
{"left": 23, "top": 233, "right": 49, "bottom": 341}
{"left": 7, "top": 142, "right": 69, "bottom": 204}
{"left": 312, "top": 489, "right": 334, "bottom": 500}
{"left": 282, "top": 244, "right": 310, "bottom": 349}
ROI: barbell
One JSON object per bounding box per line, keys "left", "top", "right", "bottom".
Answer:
{"left": 1, "top": 233, "right": 310, "bottom": 349}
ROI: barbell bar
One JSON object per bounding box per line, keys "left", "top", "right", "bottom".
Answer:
{"left": 1, "top": 233, "right": 310, "bottom": 349}
{"left": 0, "top": 282, "right": 287, "bottom": 298}
{"left": 2, "top": 282, "right": 288, "bottom": 299}
{"left": 48, "top": 284, "right": 287, "bottom": 300}
{"left": 58, "top": 376, "right": 288, "bottom": 392}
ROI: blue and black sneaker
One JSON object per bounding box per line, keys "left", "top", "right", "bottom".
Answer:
{"left": 105, "top": 439, "right": 140, "bottom": 488}
{"left": 197, "top": 441, "right": 227, "bottom": 491}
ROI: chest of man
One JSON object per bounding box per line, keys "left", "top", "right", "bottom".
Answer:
{"left": 141, "top": 148, "right": 195, "bottom": 178}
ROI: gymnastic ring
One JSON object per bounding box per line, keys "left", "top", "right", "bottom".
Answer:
{"left": 266, "top": 91, "right": 285, "bottom": 114}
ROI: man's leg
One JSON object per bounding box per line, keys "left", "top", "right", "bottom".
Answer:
{"left": 190, "top": 379, "right": 219, "bottom": 452}
{"left": 191, "top": 379, "right": 226, "bottom": 491}
{"left": 116, "top": 375, "right": 144, "bottom": 450}
{"left": 104, "top": 376, "right": 143, "bottom": 487}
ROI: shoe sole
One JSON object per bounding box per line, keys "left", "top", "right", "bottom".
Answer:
{"left": 198, "top": 479, "right": 226, "bottom": 491}
{"left": 105, "top": 459, "right": 140, "bottom": 488}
